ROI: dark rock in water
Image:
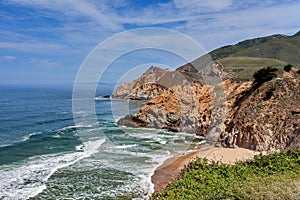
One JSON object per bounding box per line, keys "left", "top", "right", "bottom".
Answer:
{"left": 117, "top": 114, "right": 150, "bottom": 127}
{"left": 185, "top": 136, "right": 203, "bottom": 142}
{"left": 163, "top": 127, "right": 179, "bottom": 132}
{"left": 130, "top": 97, "right": 148, "bottom": 100}
{"left": 174, "top": 139, "right": 185, "bottom": 143}
{"left": 102, "top": 95, "right": 110, "bottom": 99}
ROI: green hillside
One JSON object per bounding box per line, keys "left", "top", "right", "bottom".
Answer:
{"left": 217, "top": 57, "right": 287, "bottom": 81}
{"left": 209, "top": 34, "right": 287, "bottom": 60}
{"left": 176, "top": 30, "right": 300, "bottom": 82}
{"left": 210, "top": 31, "right": 300, "bottom": 67}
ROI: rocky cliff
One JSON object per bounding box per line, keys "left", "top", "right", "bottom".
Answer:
{"left": 112, "top": 66, "right": 170, "bottom": 100}
{"left": 114, "top": 31, "right": 300, "bottom": 152}
{"left": 115, "top": 63, "right": 300, "bottom": 152}
{"left": 219, "top": 76, "right": 300, "bottom": 151}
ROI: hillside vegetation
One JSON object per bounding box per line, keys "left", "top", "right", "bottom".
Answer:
{"left": 208, "top": 31, "right": 300, "bottom": 67}
{"left": 152, "top": 149, "right": 300, "bottom": 200}
{"left": 217, "top": 57, "right": 286, "bottom": 81}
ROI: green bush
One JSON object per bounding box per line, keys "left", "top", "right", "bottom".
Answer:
{"left": 264, "top": 86, "right": 276, "bottom": 100}
{"left": 253, "top": 67, "right": 278, "bottom": 85}
{"left": 152, "top": 149, "right": 300, "bottom": 200}
{"left": 284, "top": 64, "right": 293, "bottom": 72}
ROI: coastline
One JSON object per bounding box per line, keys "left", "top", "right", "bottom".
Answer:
{"left": 151, "top": 145, "right": 257, "bottom": 193}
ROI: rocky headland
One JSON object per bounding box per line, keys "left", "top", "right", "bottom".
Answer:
{"left": 114, "top": 64, "right": 300, "bottom": 152}
{"left": 114, "top": 32, "right": 300, "bottom": 153}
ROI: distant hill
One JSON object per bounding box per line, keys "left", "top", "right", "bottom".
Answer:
{"left": 210, "top": 31, "right": 300, "bottom": 66}
{"left": 209, "top": 34, "right": 287, "bottom": 60}
{"left": 177, "top": 30, "right": 300, "bottom": 73}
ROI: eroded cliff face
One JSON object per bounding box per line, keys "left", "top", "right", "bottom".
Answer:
{"left": 117, "top": 71, "right": 214, "bottom": 134}
{"left": 112, "top": 67, "right": 170, "bottom": 100}
{"left": 115, "top": 65, "right": 300, "bottom": 152}
{"left": 219, "top": 78, "right": 300, "bottom": 151}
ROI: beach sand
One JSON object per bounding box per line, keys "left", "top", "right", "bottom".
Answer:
{"left": 152, "top": 146, "right": 256, "bottom": 192}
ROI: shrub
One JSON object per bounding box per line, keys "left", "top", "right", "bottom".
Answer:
{"left": 264, "top": 86, "right": 276, "bottom": 100}
{"left": 284, "top": 64, "right": 293, "bottom": 72}
{"left": 253, "top": 67, "right": 278, "bottom": 85}
{"left": 152, "top": 149, "right": 300, "bottom": 200}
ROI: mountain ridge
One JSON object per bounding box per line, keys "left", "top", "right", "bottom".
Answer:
{"left": 177, "top": 30, "right": 300, "bottom": 73}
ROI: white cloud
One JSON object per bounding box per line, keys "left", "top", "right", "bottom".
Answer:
{"left": 3, "top": 0, "right": 300, "bottom": 58}
{"left": 0, "top": 55, "right": 16, "bottom": 61}
{"left": 0, "top": 41, "right": 77, "bottom": 54}
{"left": 6, "top": 0, "right": 121, "bottom": 30}
{"left": 30, "top": 58, "right": 63, "bottom": 68}
{"left": 173, "top": 0, "right": 234, "bottom": 12}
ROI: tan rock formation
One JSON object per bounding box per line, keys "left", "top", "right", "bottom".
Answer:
{"left": 115, "top": 65, "right": 300, "bottom": 152}
{"left": 220, "top": 78, "right": 300, "bottom": 151}
{"left": 112, "top": 66, "right": 170, "bottom": 100}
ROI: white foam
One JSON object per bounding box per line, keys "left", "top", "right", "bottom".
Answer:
{"left": 75, "top": 144, "right": 84, "bottom": 151}
{"left": 159, "top": 140, "right": 167, "bottom": 144}
{"left": 95, "top": 96, "right": 111, "bottom": 100}
{"left": 59, "top": 124, "right": 93, "bottom": 132}
{"left": 0, "top": 138, "right": 106, "bottom": 199}
{"left": 58, "top": 111, "right": 69, "bottom": 114}
{"left": 98, "top": 141, "right": 174, "bottom": 199}
{"left": 21, "top": 132, "right": 42, "bottom": 142}
{"left": 114, "top": 144, "right": 137, "bottom": 149}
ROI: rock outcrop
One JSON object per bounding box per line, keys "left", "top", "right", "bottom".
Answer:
{"left": 115, "top": 64, "right": 300, "bottom": 152}
{"left": 117, "top": 70, "right": 214, "bottom": 134}
{"left": 112, "top": 66, "right": 170, "bottom": 100}
{"left": 219, "top": 78, "right": 300, "bottom": 151}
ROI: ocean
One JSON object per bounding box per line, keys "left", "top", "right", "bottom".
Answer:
{"left": 0, "top": 85, "right": 197, "bottom": 199}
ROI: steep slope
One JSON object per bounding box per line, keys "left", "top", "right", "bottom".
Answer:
{"left": 116, "top": 65, "right": 300, "bottom": 151}
{"left": 219, "top": 76, "right": 300, "bottom": 151}
{"left": 177, "top": 31, "right": 300, "bottom": 73}
{"left": 234, "top": 33, "right": 300, "bottom": 66}
{"left": 114, "top": 31, "right": 300, "bottom": 152}
{"left": 209, "top": 34, "right": 287, "bottom": 60}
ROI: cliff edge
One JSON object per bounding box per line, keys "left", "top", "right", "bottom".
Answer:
{"left": 114, "top": 31, "right": 300, "bottom": 152}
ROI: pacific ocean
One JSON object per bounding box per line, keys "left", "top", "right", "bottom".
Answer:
{"left": 0, "top": 85, "right": 195, "bottom": 199}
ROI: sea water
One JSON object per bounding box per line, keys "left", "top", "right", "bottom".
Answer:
{"left": 0, "top": 85, "right": 197, "bottom": 199}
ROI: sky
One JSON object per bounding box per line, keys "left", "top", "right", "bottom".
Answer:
{"left": 0, "top": 0, "right": 299, "bottom": 85}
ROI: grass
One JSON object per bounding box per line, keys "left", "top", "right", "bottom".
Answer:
{"left": 207, "top": 31, "right": 300, "bottom": 67}
{"left": 152, "top": 149, "right": 300, "bottom": 200}
{"left": 217, "top": 57, "right": 286, "bottom": 81}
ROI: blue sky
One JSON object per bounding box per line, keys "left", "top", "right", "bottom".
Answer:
{"left": 0, "top": 0, "right": 299, "bottom": 85}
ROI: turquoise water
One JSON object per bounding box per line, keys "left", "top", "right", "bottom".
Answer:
{"left": 0, "top": 86, "right": 197, "bottom": 199}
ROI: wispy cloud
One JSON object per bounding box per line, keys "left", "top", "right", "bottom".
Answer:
{"left": 0, "top": 55, "right": 16, "bottom": 61}
{"left": 30, "top": 58, "right": 63, "bottom": 69}
{"left": 173, "top": 0, "right": 234, "bottom": 12}
{"left": 173, "top": 0, "right": 300, "bottom": 49}
{"left": 5, "top": 0, "right": 300, "bottom": 51}
{"left": 1, "top": 0, "right": 300, "bottom": 84}
{"left": 5, "top": 0, "right": 121, "bottom": 30}
{"left": 0, "top": 41, "right": 76, "bottom": 54}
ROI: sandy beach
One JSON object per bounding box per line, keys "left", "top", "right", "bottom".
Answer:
{"left": 152, "top": 146, "right": 257, "bottom": 192}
